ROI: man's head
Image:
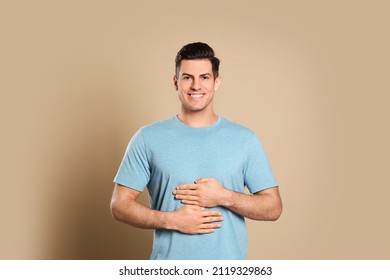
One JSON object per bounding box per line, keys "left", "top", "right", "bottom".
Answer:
{"left": 175, "top": 42, "right": 220, "bottom": 79}
{"left": 173, "top": 42, "right": 221, "bottom": 116}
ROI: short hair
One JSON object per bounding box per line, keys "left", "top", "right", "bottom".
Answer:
{"left": 175, "top": 42, "right": 220, "bottom": 78}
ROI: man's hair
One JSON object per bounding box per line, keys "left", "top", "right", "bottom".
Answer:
{"left": 175, "top": 42, "right": 220, "bottom": 78}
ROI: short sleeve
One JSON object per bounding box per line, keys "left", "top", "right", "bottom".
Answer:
{"left": 113, "top": 129, "right": 151, "bottom": 191}
{"left": 244, "top": 132, "right": 278, "bottom": 193}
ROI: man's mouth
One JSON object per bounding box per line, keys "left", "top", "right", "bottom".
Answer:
{"left": 188, "top": 93, "right": 205, "bottom": 98}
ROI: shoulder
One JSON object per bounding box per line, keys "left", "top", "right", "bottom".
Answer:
{"left": 126, "top": 117, "right": 176, "bottom": 151}
{"left": 130, "top": 117, "right": 178, "bottom": 147}
{"left": 137, "top": 116, "right": 176, "bottom": 135}
{"left": 219, "top": 117, "right": 256, "bottom": 136}
{"left": 218, "top": 117, "right": 262, "bottom": 148}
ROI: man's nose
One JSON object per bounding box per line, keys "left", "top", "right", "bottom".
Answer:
{"left": 191, "top": 78, "right": 201, "bottom": 91}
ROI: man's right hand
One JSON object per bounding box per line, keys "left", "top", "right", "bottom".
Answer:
{"left": 169, "top": 205, "right": 223, "bottom": 234}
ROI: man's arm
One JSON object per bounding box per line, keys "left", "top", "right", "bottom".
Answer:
{"left": 173, "top": 178, "right": 282, "bottom": 221}
{"left": 110, "top": 183, "right": 224, "bottom": 234}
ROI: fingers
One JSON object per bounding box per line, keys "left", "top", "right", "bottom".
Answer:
{"left": 181, "top": 199, "right": 199, "bottom": 205}
{"left": 199, "top": 219, "right": 222, "bottom": 235}
{"left": 185, "top": 205, "right": 205, "bottom": 210}
{"left": 175, "top": 183, "right": 198, "bottom": 191}
{"left": 196, "top": 228, "right": 218, "bottom": 234}
{"left": 199, "top": 224, "right": 221, "bottom": 233}
{"left": 184, "top": 205, "right": 222, "bottom": 218}
{"left": 173, "top": 186, "right": 198, "bottom": 203}
{"left": 173, "top": 188, "right": 199, "bottom": 204}
{"left": 202, "top": 210, "right": 222, "bottom": 217}
{"left": 197, "top": 216, "right": 222, "bottom": 234}
{"left": 195, "top": 177, "right": 213, "bottom": 184}
{"left": 173, "top": 189, "right": 197, "bottom": 196}
{"left": 175, "top": 178, "right": 215, "bottom": 191}
{"left": 194, "top": 178, "right": 206, "bottom": 184}
{"left": 177, "top": 205, "right": 223, "bottom": 234}
{"left": 175, "top": 194, "right": 198, "bottom": 202}
{"left": 202, "top": 215, "right": 223, "bottom": 224}
{"left": 183, "top": 205, "right": 223, "bottom": 222}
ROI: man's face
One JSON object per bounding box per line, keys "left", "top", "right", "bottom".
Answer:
{"left": 174, "top": 59, "right": 221, "bottom": 114}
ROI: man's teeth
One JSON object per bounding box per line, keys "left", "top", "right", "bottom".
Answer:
{"left": 189, "top": 94, "right": 203, "bottom": 97}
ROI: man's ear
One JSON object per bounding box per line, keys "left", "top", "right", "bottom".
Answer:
{"left": 214, "top": 76, "right": 221, "bottom": 91}
{"left": 173, "top": 75, "right": 178, "bottom": 90}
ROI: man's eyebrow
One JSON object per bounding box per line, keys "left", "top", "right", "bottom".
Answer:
{"left": 182, "top": 72, "right": 212, "bottom": 77}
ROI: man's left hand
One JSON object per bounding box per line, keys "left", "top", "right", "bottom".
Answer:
{"left": 173, "top": 178, "right": 230, "bottom": 208}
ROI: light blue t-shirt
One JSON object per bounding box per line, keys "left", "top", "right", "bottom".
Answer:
{"left": 114, "top": 116, "right": 278, "bottom": 260}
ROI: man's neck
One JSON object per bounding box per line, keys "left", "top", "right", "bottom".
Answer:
{"left": 177, "top": 111, "right": 218, "bottom": 128}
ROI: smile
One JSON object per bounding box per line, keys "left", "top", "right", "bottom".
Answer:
{"left": 188, "top": 93, "right": 205, "bottom": 98}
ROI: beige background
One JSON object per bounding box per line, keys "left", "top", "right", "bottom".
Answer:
{"left": 1, "top": 0, "right": 389, "bottom": 259}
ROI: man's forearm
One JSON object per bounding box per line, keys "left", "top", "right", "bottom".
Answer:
{"left": 221, "top": 187, "right": 282, "bottom": 221}
{"left": 111, "top": 197, "right": 171, "bottom": 230}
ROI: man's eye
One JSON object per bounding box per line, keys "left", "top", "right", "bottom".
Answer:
{"left": 201, "top": 76, "right": 210, "bottom": 80}
{"left": 183, "top": 76, "right": 190, "bottom": 80}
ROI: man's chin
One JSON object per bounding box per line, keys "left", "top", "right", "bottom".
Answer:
{"left": 182, "top": 102, "right": 213, "bottom": 113}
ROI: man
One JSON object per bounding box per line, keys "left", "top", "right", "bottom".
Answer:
{"left": 111, "top": 42, "right": 282, "bottom": 260}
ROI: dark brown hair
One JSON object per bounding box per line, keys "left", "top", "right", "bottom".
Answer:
{"left": 175, "top": 42, "right": 220, "bottom": 78}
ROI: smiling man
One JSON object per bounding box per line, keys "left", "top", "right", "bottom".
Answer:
{"left": 110, "top": 42, "right": 282, "bottom": 260}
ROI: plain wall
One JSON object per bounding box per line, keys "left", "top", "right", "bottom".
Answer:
{"left": 0, "top": 0, "right": 389, "bottom": 259}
